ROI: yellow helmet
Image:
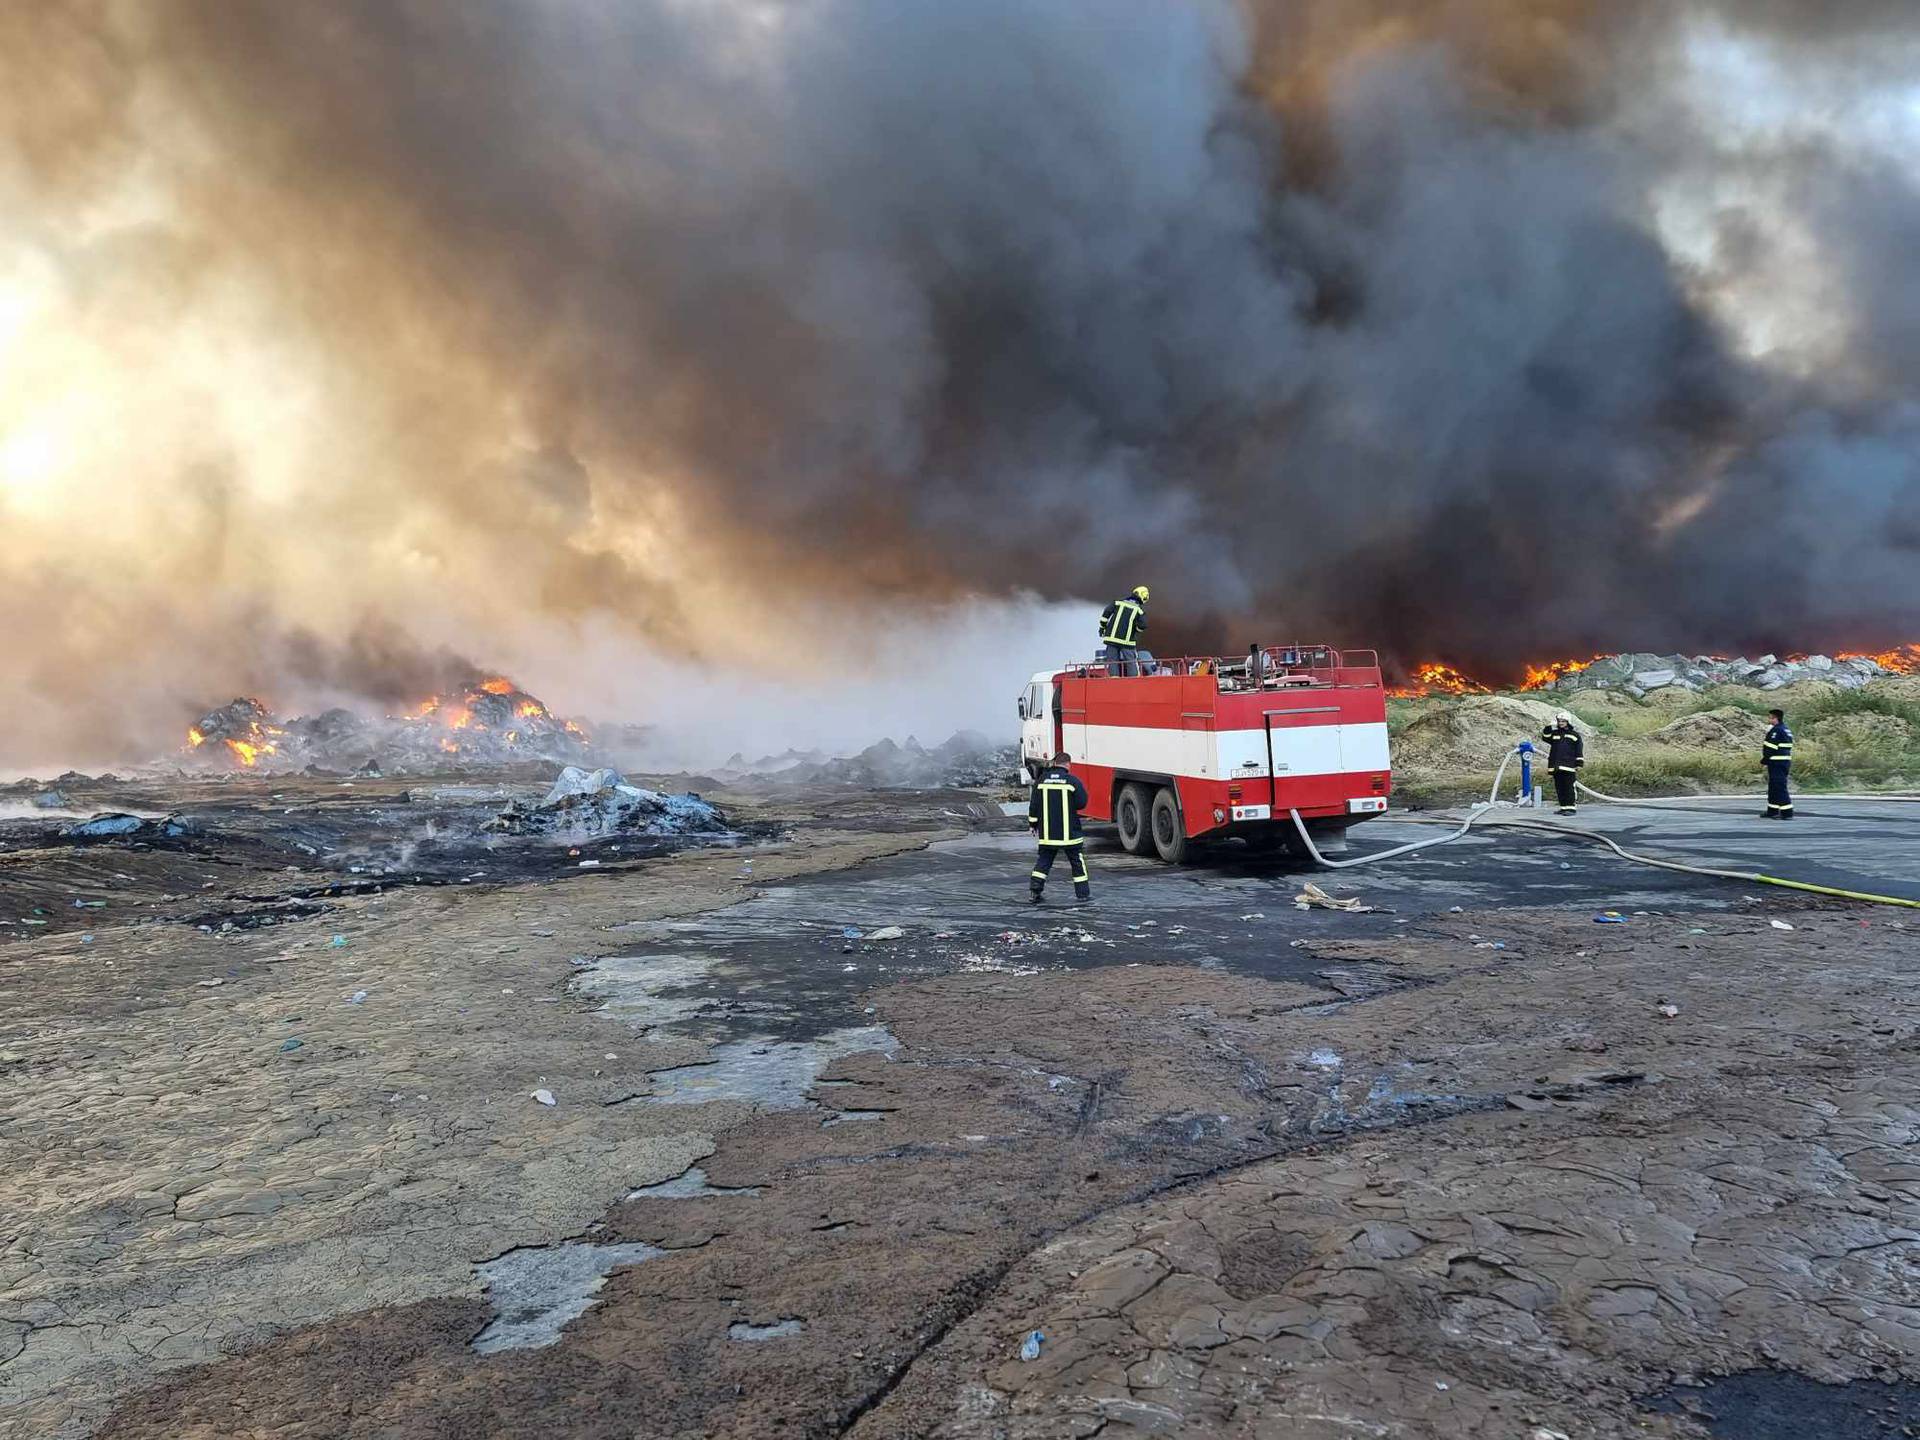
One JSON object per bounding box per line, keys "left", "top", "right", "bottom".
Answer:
{"left": 1132, "top": 585, "right": 1150, "bottom": 602}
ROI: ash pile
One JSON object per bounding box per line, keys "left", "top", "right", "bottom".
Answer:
{"left": 1536, "top": 652, "right": 1897, "bottom": 697}
{"left": 718, "top": 730, "right": 1017, "bottom": 788}
{"left": 486, "top": 767, "right": 726, "bottom": 841}
{"left": 182, "top": 678, "right": 594, "bottom": 775}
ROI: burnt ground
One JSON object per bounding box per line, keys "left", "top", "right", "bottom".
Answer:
{"left": 2, "top": 781, "right": 1918, "bottom": 1440}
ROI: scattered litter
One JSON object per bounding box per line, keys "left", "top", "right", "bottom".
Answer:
{"left": 328, "top": 934, "right": 348, "bottom": 948}
{"left": 1239, "top": 912, "right": 1266, "bottom": 921}
{"left": 841, "top": 926, "right": 863, "bottom": 940}
{"left": 1657, "top": 1003, "right": 1680, "bottom": 1018}
{"left": 578, "top": 859, "right": 604, "bottom": 869}
{"left": 197, "top": 979, "right": 225, "bottom": 988}
{"left": 1294, "top": 883, "right": 1373, "bottom": 913}
{"left": 1435, "top": 1381, "right": 1449, "bottom": 1392}
{"left": 729, "top": 1318, "right": 805, "bottom": 1342}
{"left": 1688, "top": 928, "right": 1707, "bottom": 935}
{"left": 866, "top": 926, "right": 905, "bottom": 941}
{"left": 1558, "top": 863, "right": 1571, "bottom": 871}
{"left": 531, "top": 1088, "right": 556, "bottom": 1106}
{"left": 1531, "top": 1429, "right": 1571, "bottom": 1440}
{"left": 347, "top": 989, "right": 369, "bottom": 1005}
{"left": 1593, "top": 912, "right": 1628, "bottom": 925}
{"left": 1019, "top": 1330, "right": 1045, "bottom": 1362}
{"left": 1769, "top": 919, "right": 1795, "bottom": 931}
{"left": 280, "top": 1037, "right": 303, "bottom": 1052}
{"left": 1448, "top": 905, "right": 1463, "bottom": 913}
{"left": 1166, "top": 925, "right": 1187, "bottom": 935}
{"left": 71, "top": 899, "right": 106, "bottom": 909}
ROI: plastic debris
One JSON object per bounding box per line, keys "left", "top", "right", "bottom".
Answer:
{"left": 1593, "top": 912, "right": 1628, "bottom": 924}
{"left": 72, "top": 899, "right": 107, "bottom": 909}
{"left": 1531, "top": 1429, "right": 1572, "bottom": 1440}
{"left": 1447, "top": 905, "right": 1463, "bottom": 913}
{"left": 842, "top": 926, "right": 863, "bottom": 940}
{"left": 1239, "top": 912, "right": 1266, "bottom": 921}
{"left": 866, "top": 925, "right": 905, "bottom": 941}
{"left": 347, "top": 989, "right": 369, "bottom": 1005}
{"left": 1019, "top": 1330, "right": 1045, "bottom": 1362}
{"left": 197, "top": 978, "right": 225, "bottom": 988}
{"left": 578, "top": 859, "right": 604, "bottom": 869}
{"left": 1769, "top": 919, "right": 1795, "bottom": 931}
{"left": 1293, "top": 883, "right": 1373, "bottom": 913}
{"left": 328, "top": 934, "right": 348, "bottom": 948}
{"left": 280, "top": 1037, "right": 304, "bottom": 1052}
{"left": 1657, "top": 1003, "right": 1680, "bottom": 1018}
{"left": 531, "top": 1088, "right": 556, "bottom": 1106}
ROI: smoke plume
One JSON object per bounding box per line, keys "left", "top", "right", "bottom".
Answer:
{"left": 3, "top": 0, "right": 1918, "bottom": 763}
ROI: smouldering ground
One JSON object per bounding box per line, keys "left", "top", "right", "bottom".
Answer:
{"left": 4, "top": 784, "right": 1919, "bottom": 1440}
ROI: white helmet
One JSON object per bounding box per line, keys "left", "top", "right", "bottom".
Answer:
{"left": 1555, "top": 710, "right": 1573, "bottom": 724}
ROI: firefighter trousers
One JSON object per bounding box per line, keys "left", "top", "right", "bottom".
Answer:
{"left": 1766, "top": 762, "right": 1793, "bottom": 817}
{"left": 1031, "top": 844, "right": 1090, "bottom": 899}
{"left": 1552, "top": 768, "right": 1578, "bottom": 811}
{"left": 1103, "top": 643, "right": 1140, "bottom": 677}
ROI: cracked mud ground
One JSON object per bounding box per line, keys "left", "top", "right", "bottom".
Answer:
{"left": 4, "top": 786, "right": 1918, "bottom": 1439}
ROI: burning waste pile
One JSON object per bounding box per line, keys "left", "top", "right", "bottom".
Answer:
{"left": 184, "top": 678, "right": 593, "bottom": 775}
{"left": 486, "top": 766, "right": 726, "bottom": 842}
{"left": 1395, "top": 646, "right": 1920, "bottom": 699}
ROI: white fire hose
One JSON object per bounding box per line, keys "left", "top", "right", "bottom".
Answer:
{"left": 1287, "top": 749, "right": 1920, "bottom": 909}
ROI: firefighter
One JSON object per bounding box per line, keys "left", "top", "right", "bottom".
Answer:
{"left": 1541, "top": 710, "right": 1584, "bottom": 815}
{"left": 1762, "top": 708, "right": 1794, "bottom": 820}
{"left": 1099, "top": 585, "right": 1150, "bottom": 677}
{"left": 1028, "top": 751, "right": 1091, "bottom": 903}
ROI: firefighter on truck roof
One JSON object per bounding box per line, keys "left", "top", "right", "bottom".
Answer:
{"left": 1099, "top": 585, "right": 1150, "bottom": 677}
{"left": 1028, "top": 751, "right": 1091, "bottom": 904}
{"left": 1541, "top": 710, "right": 1584, "bottom": 816}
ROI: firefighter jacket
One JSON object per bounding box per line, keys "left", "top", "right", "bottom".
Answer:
{"left": 1098, "top": 596, "right": 1146, "bottom": 647}
{"left": 1540, "top": 722, "right": 1584, "bottom": 773}
{"left": 1763, "top": 722, "right": 1794, "bottom": 768}
{"left": 1028, "top": 766, "right": 1089, "bottom": 846}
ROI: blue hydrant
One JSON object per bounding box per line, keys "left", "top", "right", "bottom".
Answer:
{"left": 1516, "top": 739, "right": 1535, "bottom": 805}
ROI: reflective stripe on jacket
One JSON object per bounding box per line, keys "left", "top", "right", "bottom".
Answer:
{"left": 1099, "top": 598, "right": 1145, "bottom": 646}
{"left": 1763, "top": 723, "right": 1794, "bottom": 766}
{"left": 1028, "top": 767, "right": 1089, "bottom": 845}
{"left": 1541, "top": 723, "right": 1584, "bottom": 773}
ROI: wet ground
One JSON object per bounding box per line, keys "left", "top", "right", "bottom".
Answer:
{"left": 4, "top": 787, "right": 1918, "bottom": 1439}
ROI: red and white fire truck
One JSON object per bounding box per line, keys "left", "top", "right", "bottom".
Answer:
{"left": 1017, "top": 645, "right": 1392, "bottom": 863}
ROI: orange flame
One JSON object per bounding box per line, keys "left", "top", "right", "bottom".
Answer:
{"left": 1519, "top": 656, "right": 1603, "bottom": 691}
{"left": 515, "top": 700, "right": 546, "bottom": 719}
{"left": 478, "top": 677, "right": 515, "bottom": 695}
{"left": 1839, "top": 644, "right": 1920, "bottom": 675}
{"left": 187, "top": 727, "right": 206, "bottom": 748}
{"left": 1388, "top": 663, "right": 1490, "bottom": 699}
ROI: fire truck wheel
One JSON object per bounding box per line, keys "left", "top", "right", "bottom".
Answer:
{"left": 1150, "top": 786, "right": 1189, "bottom": 865}
{"left": 1116, "top": 783, "right": 1153, "bottom": 855}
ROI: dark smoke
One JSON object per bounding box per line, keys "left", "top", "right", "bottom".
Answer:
{"left": 7, "top": 0, "right": 1920, "bottom": 716}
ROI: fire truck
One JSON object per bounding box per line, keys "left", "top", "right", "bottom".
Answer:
{"left": 1017, "top": 645, "right": 1392, "bottom": 863}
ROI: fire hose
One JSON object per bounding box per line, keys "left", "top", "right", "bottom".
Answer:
{"left": 1287, "top": 753, "right": 1920, "bottom": 909}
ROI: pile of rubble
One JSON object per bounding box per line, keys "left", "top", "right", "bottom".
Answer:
{"left": 485, "top": 767, "right": 726, "bottom": 841}
{"left": 182, "top": 679, "right": 594, "bottom": 775}
{"left": 717, "top": 731, "right": 1018, "bottom": 789}
{"left": 1538, "top": 652, "right": 1894, "bottom": 696}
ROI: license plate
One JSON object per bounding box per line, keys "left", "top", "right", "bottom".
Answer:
{"left": 1347, "top": 797, "right": 1388, "bottom": 814}
{"left": 1231, "top": 804, "right": 1271, "bottom": 822}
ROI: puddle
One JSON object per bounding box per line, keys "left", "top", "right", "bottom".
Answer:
{"left": 1645, "top": 1370, "right": 1920, "bottom": 1438}
{"left": 644, "top": 1025, "right": 898, "bottom": 1109}
{"left": 572, "top": 953, "right": 721, "bottom": 1026}
{"left": 472, "top": 1241, "right": 664, "bottom": 1353}
{"left": 625, "top": 1165, "right": 761, "bottom": 1200}
{"left": 728, "top": 1318, "right": 805, "bottom": 1342}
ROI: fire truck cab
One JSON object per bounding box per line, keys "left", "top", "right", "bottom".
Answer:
{"left": 1017, "top": 645, "right": 1392, "bottom": 863}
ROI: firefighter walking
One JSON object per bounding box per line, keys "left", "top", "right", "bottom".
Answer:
{"left": 1099, "top": 586, "right": 1150, "bottom": 676}
{"left": 1028, "top": 751, "right": 1091, "bottom": 903}
{"left": 1762, "top": 708, "right": 1794, "bottom": 819}
{"left": 1541, "top": 710, "right": 1584, "bottom": 815}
